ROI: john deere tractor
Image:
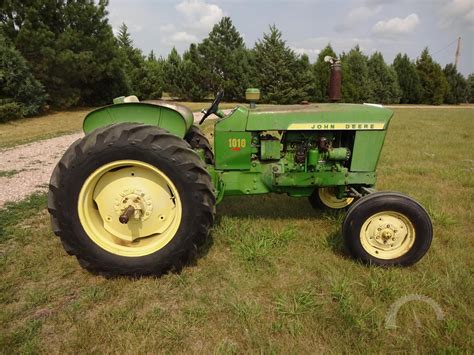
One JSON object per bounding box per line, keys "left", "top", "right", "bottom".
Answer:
{"left": 48, "top": 63, "right": 432, "bottom": 276}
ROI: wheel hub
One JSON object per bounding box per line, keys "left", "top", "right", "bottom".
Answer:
{"left": 78, "top": 160, "right": 182, "bottom": 256}
{"left": 114, "top": 189, "right": 153, "bottom": 222}
{"left": 380, "top": 229, "right": 393, "bottom": 241}
{"left": 360, "top": 212, "right": 415, "bottom": 259}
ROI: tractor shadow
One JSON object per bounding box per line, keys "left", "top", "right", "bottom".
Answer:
{"left": 212, "top": 193, "right": 349, "bottom": 258}
{"left": 216, "top": 194, "right": 318, "bottom": 219}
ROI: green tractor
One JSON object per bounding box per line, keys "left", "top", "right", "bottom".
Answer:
{"left": 48, "top": 67, "right": 432, "bottom": 276}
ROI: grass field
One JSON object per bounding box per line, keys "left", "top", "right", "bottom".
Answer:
{"left": 0, "top": 101, "right": 239, "bottom": 149}
{"left": 0, "top": 108, "right": 473, "bottom": 353}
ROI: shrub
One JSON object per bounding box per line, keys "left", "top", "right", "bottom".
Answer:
{"left": 0, "top": 37, "right": 46, "bottom": 116}
{"left": 0, "top": 101, "right": 23, "bottom": 123}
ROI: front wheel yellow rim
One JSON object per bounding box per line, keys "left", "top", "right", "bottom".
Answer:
{"left": 78, "top": 160, "right": 182, "bottom": 257}
{"left": 360, "top": 211, "right": 415, "bottom": 259}
{"left": 318, "top": 187, "right": 354, "bottom": 209}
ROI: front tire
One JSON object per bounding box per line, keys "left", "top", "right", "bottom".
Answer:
{"left": 342, "top": 192, "right": 432, "bottom": 266}
{"left": 309, "top": 187, "right": 354, "bottom": 210}
{"left": 48, "top": 123, "right": 215, "bottom": 276}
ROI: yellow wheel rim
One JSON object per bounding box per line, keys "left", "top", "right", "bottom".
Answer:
{"left": 318, "top": 187, "right": 354, "bottom": 209}
{"left": 360, "top": 211, "right": 415, "bottom": 259}
{"left": 78, "top": 160, "right": 182, "bottom": 257}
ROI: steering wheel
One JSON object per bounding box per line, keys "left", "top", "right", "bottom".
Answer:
{"left": 199, "top": 90, "right": 224, "bottom": 125}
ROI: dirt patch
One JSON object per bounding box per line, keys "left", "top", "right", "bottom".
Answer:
{"left": 0, "top": 132, "right": 83, "bottom": 208}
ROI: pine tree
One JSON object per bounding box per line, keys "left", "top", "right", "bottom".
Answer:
{"left": 179, "top": 43, "right": 208, "bottom": 101}
{"left": 1, "top": 0, "right": 129, "bottom": 107}
{"left": 132, "top": 56, "right": 164, "bottom": 100}
{"left": 163, "top": 48, "right": 183, "bottom": 98}
{"left": 341, "top": 45, "right": 370, "bottom": 103}
{"left": 416, "top": 48, "right": 449, "bottom": 105}
{"left": 393, "top": 53, "right": 422, "bottom": 104}
{"left": 117, "top": 23, "right": 133, "bottom": 48}
{"left": 148, "top": 50, "right": 157, "bottom": 61}
{"left": 367, "top": 52, "right": 400, "bottom": 104}
{"left": 313, "top": 44, "right": 337, "bottom": 102}
{"left": 196, "top": 17, "right": 251, "bottom": 101}
{"left": 467, "top": 74, "right": 474, "bottom": 103}
{"left": 295, "top": 53, "right": 315, "bottom": 102}
{"left": 116, "top": 22, "right": 143, "bottom": 68}
{"left": 254, "top": 25, "right": 311, "bottom": 104}
{"left": 115, "top": 22, "right": 157, "bottom": 99}
{"left": 443, "top": 63, "right": 467, "bottom": 104}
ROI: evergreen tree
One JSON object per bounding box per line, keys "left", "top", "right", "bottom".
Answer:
{"left": 179, "top": 43, "right": 208, "bottom": 101}
{"left": 416, "top": 48, "right": 449, "bottom": 105}
{"left": 367, "top": 52, "right": 400, "bottom": 104}
{"left": 341, "top": 45, "right": 370, "bottom": 103}
{"left": 196, "top": 17, "right": 251, "bottom": 101}
{"left": 295, "top": 53, "right": 315, "bottom": 101}
{"left": 148, "top": 50, "right": 157, "bottom": 61}
{"left": 443, "top": 63, "right": 467, "bottom": 104}
{"left": 116, "top": 22, "right": 143, "bottom": 69}
{"left": 254, "top": 25, "right": 311, "bottom": 104}
{"left": 132, "top": 56, "right": 164, "bottom": 100}
{"left": 1, "top": 0, "right": 129, "bottom": 107}
{"left": 467, "top": 74, "right": 474, "bottom": 103}
{"left": 393, "top": 53, "right": 422, "bottom": 103}
{"left": 117, "top": 23, "right": 133, "bottom": 48}
{"left": 313, "top": 44, "right": 337, "bottom": 102}
{"left": 0, "top": 35, "right": 46, "bottom": 120}
{"left": 114, "top": 22, "right": 161, "bottom": 99}
{"left": 163, "top": 47, "right": 183, "bottom": 98}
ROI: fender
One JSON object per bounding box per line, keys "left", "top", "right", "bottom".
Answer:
{"left": 83, "top": 101, "right": 194, "bottom": 138}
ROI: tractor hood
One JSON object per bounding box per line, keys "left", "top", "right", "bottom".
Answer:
{"left": 245, "top": 103, "right": 393, "bottom": 131}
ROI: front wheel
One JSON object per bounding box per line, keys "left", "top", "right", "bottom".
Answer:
{"left": 309, "top": 187, "right": 354, "bottom": 210}
{"left": 342, "top": 192, "right": 432, "bottom": 266}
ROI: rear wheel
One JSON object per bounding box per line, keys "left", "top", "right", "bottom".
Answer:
{"left": 309, "top": 187, "right": 354, "bottom": 210}
{"left": 185, "top": 125, "right": 214, "bottom": 164}
{"left": 48, "top": 123, "right": 215, "bottom": 276}
{"left": 342, "top": 192, "right": 432, "bottom": 266}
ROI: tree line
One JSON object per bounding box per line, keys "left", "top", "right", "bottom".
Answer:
{"left": 1, "top": 0, "right": 473, "bottom": 122}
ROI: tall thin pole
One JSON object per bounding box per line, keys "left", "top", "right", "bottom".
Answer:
{"left": 455, "top": 36, "right": 461, "bottom": 68}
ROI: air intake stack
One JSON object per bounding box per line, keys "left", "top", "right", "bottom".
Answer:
{"left": 324, "top": 56, "right": 342, "bottom": 102}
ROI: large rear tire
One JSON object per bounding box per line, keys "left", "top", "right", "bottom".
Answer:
{"left": 342, "top": 192, "right": 432, "bottom": 266}
{"left": 184, "top": 125, "right": 214, "bottom": 164}
{"left": 48, "top": 123, "right": 215, "bottom": 276}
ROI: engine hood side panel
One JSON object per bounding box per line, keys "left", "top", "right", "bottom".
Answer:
{"left": 246, "top": 104, "right": 393, "bottom": 131}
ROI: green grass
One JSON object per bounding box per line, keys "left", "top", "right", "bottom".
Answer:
{"left": 0, "top": 109, "right": 91, "bottom": 149}
{"left": 0, "top": 108, "right": 473, "bottom": 353}
{"left": 0, "top": 170, "right": 20, "bottom": 178}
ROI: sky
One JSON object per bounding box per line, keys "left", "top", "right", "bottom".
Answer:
{"left": 107, "top": 0, "right": 474, "bottom": 76}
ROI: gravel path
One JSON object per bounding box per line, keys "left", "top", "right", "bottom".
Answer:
{"left": 0, "top": 111, "right": 223, "bottom": 208}
{"left": 0, "top": 132, "right": 83, "bottom": 208}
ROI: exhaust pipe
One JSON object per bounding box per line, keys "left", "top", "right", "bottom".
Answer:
{"left": 324, "top": 56, "right": 341, "bottom": 102}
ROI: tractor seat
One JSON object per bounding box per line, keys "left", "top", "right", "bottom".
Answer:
{"left": 124, "top": 95, "right": 139, "bottom": 103}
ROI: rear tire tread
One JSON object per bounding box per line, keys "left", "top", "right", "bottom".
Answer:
{"left": 48, "top": 123, "right": 216, "bottom": 276}
{"left": 184, "top": 125, "right": 215, "bottom": 164}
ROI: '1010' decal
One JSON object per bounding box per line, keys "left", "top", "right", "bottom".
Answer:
{"left": 228, "top": 138, "right": 246, "bottom": 151}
